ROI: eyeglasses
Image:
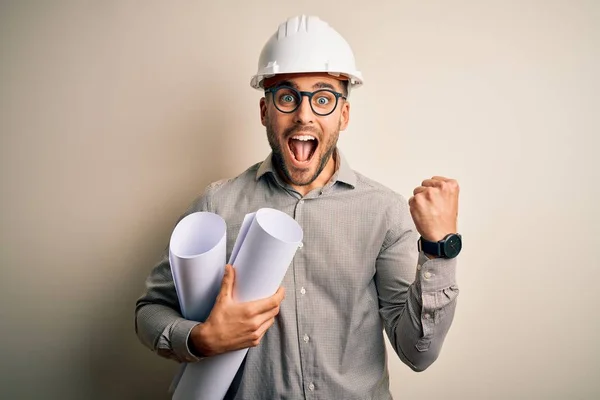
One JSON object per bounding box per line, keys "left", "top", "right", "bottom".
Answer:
{"left": 265, "top": 86, "right": 347, "bottom": 116}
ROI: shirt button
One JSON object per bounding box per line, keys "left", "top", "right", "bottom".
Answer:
{"left": 300, "top": 287, "right": 306, "bottom": 295}
{"left": 303, "top": 334, "right": 310, "bottom": 343}
{"left": 298, "top": 242, "right": 304, "bottom": 248}
{"left": 424, "top": 271, "right": 432, "bottom": 279}
{"left": 417, "top": 264, "right": 422, "bottom": 271}
{"left": 424, "top": 313, "right": 431, "bottom": 320}
{"left": 299, "top": 200, "right": 304, "bottom": 205}
{"left": 308, "top": 383, "right": 315, "bottom": 391}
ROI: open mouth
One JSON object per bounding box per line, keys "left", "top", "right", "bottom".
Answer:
{"left": 288, "top": 134, "right": 318, "bottom": 165}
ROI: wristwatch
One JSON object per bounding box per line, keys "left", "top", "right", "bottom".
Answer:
{"left": 418, "top": 233, "right": 462, "bottom": 259}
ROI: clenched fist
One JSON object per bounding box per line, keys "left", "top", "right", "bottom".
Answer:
{"left": 408, "top": 176, "right": 460, "bottom": 242}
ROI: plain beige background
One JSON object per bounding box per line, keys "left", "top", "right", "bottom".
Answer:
{"left": 1, "top": 1, "right": 598, "bottom": 399}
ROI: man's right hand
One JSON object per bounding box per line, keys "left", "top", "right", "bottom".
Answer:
{"left": 188, "top": 264, "right": 285, "bottom": 357}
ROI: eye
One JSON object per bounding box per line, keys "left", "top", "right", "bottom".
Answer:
{"left": 280, "top": 94, "right": 296, "bottom": 104}
{"left": 316, "top": 96, "right": 330, "bottom": 105}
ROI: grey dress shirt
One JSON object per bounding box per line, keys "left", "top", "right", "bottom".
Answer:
{"left": 135, "top": 149, "right": 459, "bottom": 400}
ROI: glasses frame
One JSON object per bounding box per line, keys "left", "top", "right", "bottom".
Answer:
{"left": 265, "top": 85, "right": 347, "bottom": 117}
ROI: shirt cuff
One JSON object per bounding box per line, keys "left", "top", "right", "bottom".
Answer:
{"left": 171, "top": 319, "right": 202, "bottom": 362}
{"left": 417, "top": 251, "right": 457, "bottom": 292}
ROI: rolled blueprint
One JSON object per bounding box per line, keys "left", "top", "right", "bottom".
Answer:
{"left": 169, "top": 208, "right": 303, "bottom": 400}
{"left": 169, "top": 212, "right": 227, "bottom": 322}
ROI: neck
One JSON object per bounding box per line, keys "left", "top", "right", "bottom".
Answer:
{"left": 285, "top": 151, "right": 337, "bottom": 197}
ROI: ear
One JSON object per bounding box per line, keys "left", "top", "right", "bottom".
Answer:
{"left": 260, "top": 97, "right": 267, "bottom": 127}
{"left": 339, "top": 100, "right": 350, "bottom": 131}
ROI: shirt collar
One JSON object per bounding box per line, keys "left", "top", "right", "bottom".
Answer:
{"left": 256, "top": 148, "right": 356, "bottom": 189}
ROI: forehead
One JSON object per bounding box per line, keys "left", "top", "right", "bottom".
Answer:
{"left": 263, "top": 72, "right": 347, "bottom": 91}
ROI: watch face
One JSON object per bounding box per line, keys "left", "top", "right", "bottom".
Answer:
{"left": 443, "top": 234, "right": 462, "bottom": 258}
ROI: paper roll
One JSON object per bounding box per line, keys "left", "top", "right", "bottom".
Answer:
{"left": 170, "top": 208, "right": 303, "bottom": 400}
{"left": 169, "top": 212, "right": 227, "bottom": 322}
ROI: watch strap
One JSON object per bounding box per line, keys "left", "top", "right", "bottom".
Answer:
{"left": 419, "top": 237, "right": 443, "bottom": 257}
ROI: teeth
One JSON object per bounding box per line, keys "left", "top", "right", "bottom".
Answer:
{"left": 292, "top": 135, "right": 315, "bottom": 141}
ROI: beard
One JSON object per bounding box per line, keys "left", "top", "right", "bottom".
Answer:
{"left": 265, "top": 117, "right": 340, "bottom": 187}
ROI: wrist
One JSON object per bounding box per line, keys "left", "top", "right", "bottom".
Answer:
{"left": 421, "top": 229, "right": 455, "bottom": 243}
{"left": 188, "top": 323, "right": 211, "bottom": 357}
{"left": 418, "top": 233, "right": 462, "bottom": 259}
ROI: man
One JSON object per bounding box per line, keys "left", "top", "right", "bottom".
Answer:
{"left": 135, "top": 15, "right": 461, "bottom": 399}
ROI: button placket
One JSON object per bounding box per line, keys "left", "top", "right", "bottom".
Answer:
{"left": 294, "top": 197, "right": 305, "bottom": 219}
{"left": 292, "top": 196, "right": 314, "bottom": 395}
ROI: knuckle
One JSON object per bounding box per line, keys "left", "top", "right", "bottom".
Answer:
{"left": 249, "top": 319, "right": 261, "bottom": 331}
{"left": 251, "top": 338, "right": 261, "bottom": 347}
{"left": 243, "top": 307, "right": 255, "bottom": 319}
{"left": 249, "top": 331, "right": 261, "bottom": 341}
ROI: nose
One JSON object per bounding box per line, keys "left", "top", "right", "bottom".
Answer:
{"left": 293, "top": 95, "right": 314, "bottom": 125}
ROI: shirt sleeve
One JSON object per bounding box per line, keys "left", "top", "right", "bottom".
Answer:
{"left": 375, "top": 195, "right": 459, "bottom": 372}
{"left": 134, "top": 188, "right": 215, "bottom": 363}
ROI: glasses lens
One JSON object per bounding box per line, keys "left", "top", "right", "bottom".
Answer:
{"left": 274, "top": 87, "right": 300, "bottom": 112}
{"left": 311, "top": 90, "right": 337, "bottom": 115}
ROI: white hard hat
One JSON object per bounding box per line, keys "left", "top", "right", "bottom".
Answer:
{"left": 250, "top": 15, "right": 364, "bottom": 91}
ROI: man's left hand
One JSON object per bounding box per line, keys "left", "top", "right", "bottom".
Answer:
{"left": 408, "top": 176, "right": 460, "bottom": 242}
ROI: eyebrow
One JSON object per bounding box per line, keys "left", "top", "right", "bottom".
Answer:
{"left": 312, "top": 82, "right": 336, "bottom": 91}
{"left": 273, "top": 80, "right": 297, "bottom": 89}
{"left": 272, "top": 80, "right": 339, "bottom": 92}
